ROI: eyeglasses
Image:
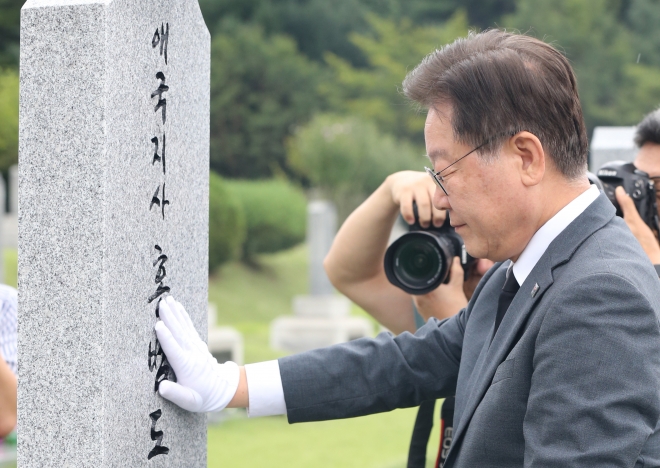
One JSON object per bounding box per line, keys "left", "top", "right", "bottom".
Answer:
{"left": 424, "top": 140, "right": 490, "bottom": 196}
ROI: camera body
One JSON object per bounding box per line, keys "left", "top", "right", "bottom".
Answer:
{"left": 384, "top": 204, "right": 475, "bottom": 295}
{"left": 596, "top": 161, "right": 659, "bottom": 234}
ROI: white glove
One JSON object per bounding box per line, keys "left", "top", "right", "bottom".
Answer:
{"left": 154, "top": 296, "right": 240, "bottom": 412}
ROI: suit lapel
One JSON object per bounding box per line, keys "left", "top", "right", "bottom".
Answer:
{"left": 443, "top": 194, "right": 616, "bottom": 467}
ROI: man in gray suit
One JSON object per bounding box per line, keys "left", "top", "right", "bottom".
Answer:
{"left": 155, "top": 29, "right": 660, "bottom": 466}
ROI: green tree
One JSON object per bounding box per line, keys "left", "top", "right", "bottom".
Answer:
{"left": 505, "top": 0, "right": 660, "bottom": 130}
{"left": 209, "top": 22, "right": 322, "bottom": 179}
{"left": 287, "top": 113, "right": 425, "bottom": 220}
{"left": 0, "top": 68, "right": 18, "bottom": 172}
{"left": 209, "top": 171, "right": 246, "bottom": 273}
{"left": 0, "top": 0, "right": 21, "bottom": 68}
{"left": 225, "top": 178, "right": 307, "bottom": 263}
{"left": 198, "top": 0, "right": 372, "bottom": 66}
{"left": 197, "top": 0, "right": 511, "bottom": 64}
{"left": 626, "top": 0, "right": 660, "bottom": 67}
{"left": 322, "top": 12, "right": 469, "bottom": 145}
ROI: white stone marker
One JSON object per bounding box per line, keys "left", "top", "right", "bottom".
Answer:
{"left": 19, "top": 0, "right": 209, "bottom": 466}
{"left": 271, "top": 200, "right": 373, "bottom": 352}
{"left": 589, "top": 126, "right": 637, "bottom": 172}
{"left": 308, "top": 200, "right": 337, "bottom": 295}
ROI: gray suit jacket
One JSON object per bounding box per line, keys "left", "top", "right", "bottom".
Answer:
{"left": 279, "top": 194, "right": 660, "bottom": 467}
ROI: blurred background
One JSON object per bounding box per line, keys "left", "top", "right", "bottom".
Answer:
{"left": 1, "top": 0, "right": 660, "bottom": 466}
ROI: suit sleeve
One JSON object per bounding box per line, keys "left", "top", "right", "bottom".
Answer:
{"left": 279, "top": 308, "right": 466, "bottom": 424}
{"left": 524, "top": 273, "right": 660, "bottom": 467}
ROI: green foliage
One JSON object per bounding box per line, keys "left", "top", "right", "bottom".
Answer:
{"left": 199, "top": 0, "right": 372, "bottom": 66}
{"left": 0, "top": 68, "right": 18, "bottom": 172}
{"left": 225, "top": 179, "right": 307, "bottom": 261}
{"left": 460, "top": 0, "right": 517, "bottom": 27}
{"left": 0, "top": 0, "right": 21, "bottom": 68}
{"left": 504, "top": 0, "right": 660, "bottom": 130}
{"left": 209, "top": 22, "right": 322, "bottom": 179}
{"left": 626, "top": 0, "right": 660, "bottom": 67}
{"left": 322, "top": 13, "right": 469, "bottom": 145}
{"left": 287, "top": 113, "right": 425, "bottom": 219}
{"left": 209, "top": 172, "right": 246, "bottom": 273}
{"left": 197, "top": 0, "right": 511, "bottom": 68}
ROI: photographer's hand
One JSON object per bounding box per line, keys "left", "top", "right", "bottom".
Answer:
{"left": 325, "top": 170, "right": 446, "bottom": 334}
{"left": 389, "top": 171, "right": 446, "bottom": 228}
{"left": 413, "top": 257, "right": 468, "bottom": 321}
{"left": 615, "top": 186, "right": 660, "bottom": 264}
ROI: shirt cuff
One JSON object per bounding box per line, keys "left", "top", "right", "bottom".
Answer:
{"left": 244, "top": 360, "right": 287, "bottom": 417}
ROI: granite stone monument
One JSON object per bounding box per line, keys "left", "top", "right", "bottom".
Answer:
{"left": 19, "top": 0, "right": 209, "bottom": 465}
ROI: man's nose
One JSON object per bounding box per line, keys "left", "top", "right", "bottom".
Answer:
{"left": 433, "top": 186, "right": 451, "bottom": 210}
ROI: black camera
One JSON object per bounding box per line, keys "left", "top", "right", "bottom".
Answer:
{"left": 384, "top": 203, "right": 475, "bottom": 295}
{"left": 595, "top": 161, "right": 660, "bottom": 234}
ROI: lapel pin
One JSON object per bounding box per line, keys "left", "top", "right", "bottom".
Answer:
{"left": 531, "top": 283, "right": 539, "bottom": 298}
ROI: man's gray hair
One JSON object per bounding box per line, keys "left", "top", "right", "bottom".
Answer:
{"left": 403, "top": 29, "right": 588, "bottom": 180}
{"left": 635, "top": 108, "right": 660, "bottom": 147}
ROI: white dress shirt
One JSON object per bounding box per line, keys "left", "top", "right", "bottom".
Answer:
{"left": 245, "top": 184, "right": 601, "bottom": 418}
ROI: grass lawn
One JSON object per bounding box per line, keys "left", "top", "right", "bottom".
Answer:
{"left": 3, "top": 249, "right": 16, "bottom": 288}
{"left": 208, "top": 409, "right": 440, "bottom": 468}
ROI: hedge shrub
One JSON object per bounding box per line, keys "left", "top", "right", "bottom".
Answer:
{"left": 209, "top": 172, "right": 246, "bottom": 273}
{"left": 286, "top": 113, "right": 424, "bottom": 220}
{"left": 225, "top": 179, "right": 307, "bottom": 261}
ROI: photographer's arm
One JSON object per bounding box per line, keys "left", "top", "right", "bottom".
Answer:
{"left": 615, "top": 187, "right": 660, "bottom": 264}
{"left": 324, "top": 171, "right": 445, "bottom": 334}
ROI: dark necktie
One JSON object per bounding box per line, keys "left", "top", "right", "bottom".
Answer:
{"left": 492, "top": 269, "right": 520, "bottom": 341}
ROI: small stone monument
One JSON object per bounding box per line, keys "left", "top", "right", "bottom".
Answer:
{"left": 590, "top": 126, "right": 637, "bottom": 172}
{"left": 19, "top": 0, "right": 209, "bottom": 466}
{"left": 207, "top": 303, "right": 244, "bottom": 365}
{"left": 271, "top": 201, "right": 372, "bottom": 352}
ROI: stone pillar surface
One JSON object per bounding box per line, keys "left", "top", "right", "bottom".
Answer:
{"left": 18, "top": 0, "right": 209, "bottom": 466}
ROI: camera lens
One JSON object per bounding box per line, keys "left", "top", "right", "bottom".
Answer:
{"left": 383, "top": 220, "right": 460, "bottom": 295}
{"left": 392, "top": 237, "right": 444, "bottom": 290}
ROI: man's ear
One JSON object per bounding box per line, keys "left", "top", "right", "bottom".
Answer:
{"left": 507, "top": 131, "right": 545, "bottom": 187}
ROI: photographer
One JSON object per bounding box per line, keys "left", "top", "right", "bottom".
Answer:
{"left": 615, "top": 108, "right": 660, "bottom": 268}
{"left": 323, "top": 170, "right": 493, "bottom": 335}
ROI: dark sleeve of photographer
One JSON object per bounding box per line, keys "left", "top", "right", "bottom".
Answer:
{"left": 616, "top": 112, "right": 660, "bottom": 269}
{"left": 324, "top": 171, "right": 484, "bottom": 334}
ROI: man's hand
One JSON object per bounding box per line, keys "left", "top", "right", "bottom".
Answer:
{"left": 155, "top": 296, "right": 240, "bottom": 412}
{"left": 413, "top": 257, "right": 468, "bottom": 321}
{"left": 615, "top": 186, "right": 660, "bottom": 264}
{"left": 388, "top": 171, "right": 446, "bottom": 228}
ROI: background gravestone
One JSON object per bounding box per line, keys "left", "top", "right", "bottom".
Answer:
{"left": 307, "top": 200, "right": 337, "bottom": 296}
{"left": 270, "top": 200, "right": 373, "bottom": 352}
{"left": 589, "top": 126, "right": 637, "bottom": 172}
{"left": 19, "top": 0, "right": 209, "bottom": 466}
